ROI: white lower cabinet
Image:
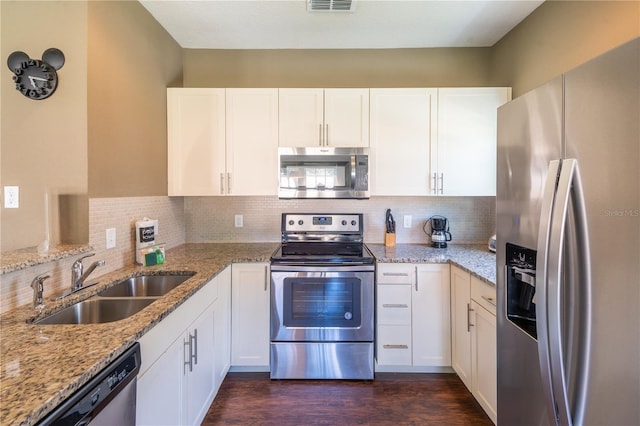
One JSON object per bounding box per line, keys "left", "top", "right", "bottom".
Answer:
{"left": 376, "top": 263, "right": 451, "bottom": 371}
{"left": 231, "top": 262, "right": 270, "bottom": 369}
{"left": 450, "top": 265, "right": 497, "bottom": 424}
{"left": 136, "top": 268, "right": 231, "bottom": 425}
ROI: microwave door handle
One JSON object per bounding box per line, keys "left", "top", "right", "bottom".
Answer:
{"left": 350, "top": 155, "right": 357, "bottom": 189}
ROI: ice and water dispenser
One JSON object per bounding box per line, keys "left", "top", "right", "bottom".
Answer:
{"left": 505, "top": 243, "right": 538, "bottom": 339}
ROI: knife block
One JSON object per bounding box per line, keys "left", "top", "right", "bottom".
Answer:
{"left": 384, "top": 232, "right": 396, "bottom": 247}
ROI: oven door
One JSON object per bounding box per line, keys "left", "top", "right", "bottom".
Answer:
{"left": 271, "top": 265, "right": 374, "bottom": 342}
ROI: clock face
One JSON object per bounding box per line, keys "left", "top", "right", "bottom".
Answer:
{"left": 12, "top": 59, "right": 58, "bottom": 100}
{"left": 7, "top": 49, "right": 65, "bottom": 100}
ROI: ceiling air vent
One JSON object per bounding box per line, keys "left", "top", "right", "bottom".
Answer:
{"left": 307, "top": 0, "right": 355, "bottom": 12}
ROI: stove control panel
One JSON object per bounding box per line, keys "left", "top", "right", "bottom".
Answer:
{"left": 283, "top": 213, "right": 362, "bottom": 233}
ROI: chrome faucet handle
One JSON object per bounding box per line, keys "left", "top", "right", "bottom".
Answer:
{"left": 72, "top": 253, "right": 95, "bottom": 290}
{"left": 31, "top": 273, "right": 50, "bottom": 309}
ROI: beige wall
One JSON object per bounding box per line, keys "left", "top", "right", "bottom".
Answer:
{"left": 491, "top": 0, "right": 640, "bottom": 97}
{"left": 1, "top": 0, "right": 182, "bottom": 252}
{"left": 184, "top": 47, "right": 492, "bottom": 87}
{"left": 88, "top": 0, "right": 183, "bottom": 198}
{"left": 1, "top": 1, "right": 88, "bottom": 251}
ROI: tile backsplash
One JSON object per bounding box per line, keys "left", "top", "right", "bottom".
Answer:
{"left": 1, "top": 196, "right": 185, "bottom": 313}
{"left": 1, "top": 194, "right": 495, "bottom": 313}
{"left": 185, "top": 196, "right": 496, "bottom": 245}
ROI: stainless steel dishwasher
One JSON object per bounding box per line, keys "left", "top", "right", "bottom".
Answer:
{"left": 37, "top": 342, "right": 141, "bottom": 426}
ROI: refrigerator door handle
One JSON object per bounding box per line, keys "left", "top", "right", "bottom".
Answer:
{"left": 547, "top": 158, "right": 592, "bottom": 426}
{"left": 536, "top": 159, "right": 562, "bottom": 426}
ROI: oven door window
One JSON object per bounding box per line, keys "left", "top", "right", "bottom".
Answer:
{"left": 283, "top": 277, "right": 361, "bottom": 328}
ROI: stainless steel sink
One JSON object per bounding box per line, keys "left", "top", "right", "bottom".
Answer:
{"left": 35, "top": 298, "right": 156, "bottom": 325}
{"left": 97, "top": 273, "right": 194, "bottom": 297}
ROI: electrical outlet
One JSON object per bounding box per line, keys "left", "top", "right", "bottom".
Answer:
{"left": 403, "top": 215, "right": 412, "bottom": 228}
{"left": 106, "top": 228, "right": 116, "bottom": 249}
{"left": 4, "top": 186, "right": 19, "bottom": 209}
{"left": 234, "top": 214, "right": 243, "bottom": 228}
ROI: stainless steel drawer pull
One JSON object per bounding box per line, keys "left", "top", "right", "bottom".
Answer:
{"left": 467, "top": 303, "right": 474, "bottom": 332}
{"left": 382, "top": 272, "right": 409, "bottom": 277}
{"left": 382, "top": 303, "right": 409, "bottom": 308}
{"left": 481, "top": 295, "right": 497, "bottom": 307}
{"left": 383, "top": 344, "right": 409, "bottom": 349}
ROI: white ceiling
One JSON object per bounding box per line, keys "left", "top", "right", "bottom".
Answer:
{"left": 139, "top": 0, "right": 545, "bottom": 50}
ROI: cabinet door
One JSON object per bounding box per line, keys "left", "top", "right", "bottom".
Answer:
{"left": 413, "top": 264, "right": 451, "bottom": 367}
{"left": 279, "top": 89, "right": 324, "bottom": 147}
{"left": 471, "top": 300, "right": 497, "bottom": 424}
{"left": 370, "top": 88, "right": 437, "bottom": 195}
{"left": 136, "top": 335, "right": 184, "bottom": 426}
{"left": 434, "top": 88, "right": 511, "bottom": 196}
{"left": 185, "top": 305, "right": 216, "bottom": 426}
{"left": 167, "top": 88, "right": 225, "bottom": 196}
{"left": 231, "top": 263, "right": 270, "bottom": 367}
{"left": 214, "top": 267, "right": 231, "bottom": 390}
{"left": 324, "top": 89, "right": 369, "bottom": 147}
{"left": 451, "top": 266, "right": 472, "bottom": 389}
{"left": 225, "top": 89, "right": 279, "bottom": 195}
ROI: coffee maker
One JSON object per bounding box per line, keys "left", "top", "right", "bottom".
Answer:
{"left": 425, "top": 215, "right": 452, "bottom": 248}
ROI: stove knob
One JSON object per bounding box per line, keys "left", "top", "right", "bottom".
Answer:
{"left": 351, "top": 220, "right": 357, "bottom": 226}
{"left": 298, "top": 220, "right": 304, "bottom": 226}
{"left": 288, "top": 220, "right": 294, "bottom": 226}
{"left": 341, "top": 220, "right": 347, "bottom": 226}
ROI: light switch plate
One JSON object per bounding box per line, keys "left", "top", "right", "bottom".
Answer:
{"left": 403, "top": 215, "right": 412, "bottom": 228}
{"left": 4, "top": 186, "right": 19, "bottom": 208}
{"left": 106, "top": 228, "right": 116, "bottom": 249}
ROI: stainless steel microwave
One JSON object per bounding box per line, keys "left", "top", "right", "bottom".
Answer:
{"left": 278, "top": 147, "right": 369, "bottom": 199}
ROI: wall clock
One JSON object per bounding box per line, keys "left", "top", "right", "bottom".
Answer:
{"left": 7, "top": 48, "right": 65, "bottom": 100}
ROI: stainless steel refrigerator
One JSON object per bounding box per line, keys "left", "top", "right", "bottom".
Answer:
{"left": 496, "top": 37, "right": 639, "bottom": 426}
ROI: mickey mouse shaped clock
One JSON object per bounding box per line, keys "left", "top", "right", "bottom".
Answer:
{"left": 7, "top": 48, "right": 65, "bottom": 100}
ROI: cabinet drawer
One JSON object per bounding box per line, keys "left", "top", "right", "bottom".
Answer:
{"left": 471, "top": 276, "right": 496, "bottom": 315}
{"left": 377, "top": 285, "right": 411, "bottom": 325}
{"left": 377, "top": 264, "right": 414, "bottom": 284}
{"left": 377, "top": 325, "right": 412, "bottom": 365}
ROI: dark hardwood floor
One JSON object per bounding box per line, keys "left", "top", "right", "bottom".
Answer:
{"left": 202, "top": 372, "right": 493, "bottom": 425}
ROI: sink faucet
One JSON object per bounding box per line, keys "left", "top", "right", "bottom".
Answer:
{"left": 31, "top": 273, "right": 50, "bottom": 309}
{"left": 71, "top": 253, "right": 105, "bottom": 292}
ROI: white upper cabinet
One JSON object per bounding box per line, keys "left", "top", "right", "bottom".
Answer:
{"left": 370, "top": 88, "right": 437, "bottom": 196}
{"left": 279, "top": 88, "right": 369, "bottom": 147}
{"left": 432, "top": 88, "right": 511, "bottom": 196}
{"left": 225, "top": 88, "right": 279, "bottom": 195}
{"left": 167, "top": 88, "right": 226, "bottom": 196}
{"left": 278, "top": 89, "right": 324, "bottom": 147}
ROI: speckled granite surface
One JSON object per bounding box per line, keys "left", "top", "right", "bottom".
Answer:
{"left": 0, "top": 244, "right": 93, "bottom": 275}
{"left": 0, "top": 243, "right": 278, "bottom": 426}
{"left": 0, "top": 242, "right": 494, "bottom": 426}
{"left": 368, "top": 243, "right": 496, "bottom": 285}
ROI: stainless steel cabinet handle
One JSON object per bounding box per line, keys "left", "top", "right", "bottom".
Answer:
{"left": 325, "top": 124, "right": 329, "bottom": 146}
{"left": 438, "top": 173, "right": 444, "bottom": 194}
{"left": 431, "top": 173, "right": 437, "bottom": 194}
{"left": 220, "top": 173, "right": 225, "bottom": 194}
{"left": 481, "top": 295, "right": 497, "bottom": 307}
{"left": 382, "top": 272, "right": 409, "bottom": 277}
{"left": 264, "top": 265, "right": 268, "bottom": 292}
{"left": 467, "top": 303, "right": 474, "bottom": 332}
{"left": 319, "top": 124, "right": 323, "bottom": 146}
{"left": 382, "top": 303, "right": 409, "bottom": 308}
{"left": 415, "top": 267, "right": 418, "bottom": 292}
{"left": 227, "top": 172, "right": 231, "bottom": 194}
{"left": 192, "top": 329, "right": 198, "bottom": 366}
{"left": 184, "top": 337, "right": 192, "bottom": 374}
{"left": 383, "top": 344, "right": 409, "bottom": 349}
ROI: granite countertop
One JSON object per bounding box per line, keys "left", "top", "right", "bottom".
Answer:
{"left": 367, "top": 243, "right": 496, "bottom": 285}
{"left": 0, "top": 243, "right": 278, "bottom": 426}
{"left": 0, "top": 242, "right": 494, "bottom": 426}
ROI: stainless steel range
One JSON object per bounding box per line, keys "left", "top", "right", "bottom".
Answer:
{"left": 270, "top": 213, "right": 375, "bottom": 380}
